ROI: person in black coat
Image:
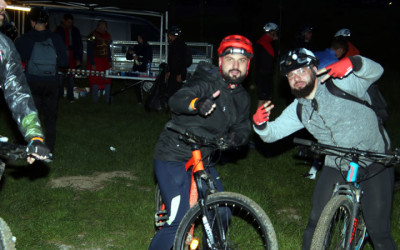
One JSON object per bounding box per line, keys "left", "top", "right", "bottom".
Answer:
{"left": 126, "top": 34, "right": 153, "bottom": 104}
{"left": 54, "top": 13, "right": 83, "bottom": 101}
{"left": 15, "top": 7, "right": 68, "bottom": 155}
{"left": 165, "top": 26, "right": 188, "bottom": 98}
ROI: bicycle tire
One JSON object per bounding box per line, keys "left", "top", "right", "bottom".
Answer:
{"left": 0, "top": 217, "right": 16, "bottom": 250}
{"left": 154, "top": 183, "right": 167, "bottom": 231}
{"left": 311, "top": 195, "right": 356, "bottom": 250}
{"left": 173, "top": 191, "right": 278, "bottom": 250}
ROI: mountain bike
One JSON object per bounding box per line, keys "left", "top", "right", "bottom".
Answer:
{"left": 154, "top": 122, "right": 278, "bottom": 250}
{"left": 293, "top": 137, "right": 399, "bottom": 250}
{"left": 0, "top": 137, "right": 29, "bottom": 250}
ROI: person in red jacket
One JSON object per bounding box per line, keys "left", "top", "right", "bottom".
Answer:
{"left": 87, "top": 20, "right": 112, "bottom": 103}
{"left": 334, "top": 28, "right": 360, "bottom": 58}
{"left": 254, "top": 22, "right": 279, "bottom": 107}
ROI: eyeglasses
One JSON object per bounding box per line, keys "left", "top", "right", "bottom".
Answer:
{"left": 286, "top": 66, "right": 310, "bottom": 79}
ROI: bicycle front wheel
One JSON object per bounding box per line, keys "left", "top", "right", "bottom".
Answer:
{"left": 0, "top": 217, "right": 16, "bottom": 250}
{"left": 311, "top": 195, "right": 356, "bottom": 250}
{"left": 173, "top": 192, "right": 278, "bottom": 250}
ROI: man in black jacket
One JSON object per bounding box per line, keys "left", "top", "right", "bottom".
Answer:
{"left": 54, "top": 13, "right": 83, "bottom": 102}
{"left": 0, "top": 1, "right": 49, "bottom": 163}
{"left": 15, "top": 7, "right": 68, "bottom": 157}
{"left": 149, "top": 35, "right": 253, "bottom": 250}
{"left": 165, "top": 26, "right": 188, "bottom": 98}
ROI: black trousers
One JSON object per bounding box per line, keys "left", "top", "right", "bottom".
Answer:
{"left": 302, "top": 165, "right": 396, "bottom": 250}
{"left": 28, "top": 79, "right": 59, "bottom": 153}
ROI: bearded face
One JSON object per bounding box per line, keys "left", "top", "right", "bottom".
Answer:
{"left": 288, "top": 66, "right": 317, "bottom": 98}
{"left": 220, "top": 53, "right": 249, "bottom": 86}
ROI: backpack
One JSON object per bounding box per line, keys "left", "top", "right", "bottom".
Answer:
{"left": 296, "top": 79, "right": 388, "bottom": 123}
{"left": 184, "top": 44, "right": 193, "bottom": 68}
{"left": 27, "top": 38, "right": 57, "bottom": 77}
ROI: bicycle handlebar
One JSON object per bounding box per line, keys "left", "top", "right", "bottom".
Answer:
{"left": 293, "top": 137, "right": 400, "bottom": 165}
{"left": 166, "top": 121, "right": 229, "bottom": 150}
{"left": 0, "top": 141, "right": 27, "bottom": 161}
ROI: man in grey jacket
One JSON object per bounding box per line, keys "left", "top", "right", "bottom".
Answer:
{"left": 252, "top": 48, "right": 396, "bottom": 249}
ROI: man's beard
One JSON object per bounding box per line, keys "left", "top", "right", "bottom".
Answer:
{"left": 221, "top": 69, "right": 246, "bottom": 86}
{"left": 291, "top": 72, "right": 316, "bottom": 98}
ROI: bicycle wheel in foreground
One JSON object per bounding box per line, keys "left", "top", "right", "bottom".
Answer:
{"left": 174, "top": 192, "right": 278, "bottom": 250}
{"left": 0, "top": 217, "right": 16, "bottom": 250}
{"left": 311, "top": 195, "right": 357, "bottom": 250}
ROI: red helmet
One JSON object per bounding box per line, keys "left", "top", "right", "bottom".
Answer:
{"left": 217, "top": 35, "right": 253, "bottom": 58}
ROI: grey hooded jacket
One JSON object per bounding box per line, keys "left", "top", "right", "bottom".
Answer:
{"left": 254, "top": 56, "right": 390, "bottom": 170}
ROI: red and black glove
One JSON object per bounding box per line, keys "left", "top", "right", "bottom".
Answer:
{"left": 253, "top": 105, "right": 269, "bottom": 126}
{"left": 325, "top": 57, "right": 353, "bottom": 79}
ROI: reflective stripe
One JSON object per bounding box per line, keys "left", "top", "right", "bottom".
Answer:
{"left": 167, "top": 195, "right": 181, "bottom": 225}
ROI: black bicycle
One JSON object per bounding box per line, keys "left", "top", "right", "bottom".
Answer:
{"left": 154, "top": 122, "right": 278, "bottom": 250}
{"left": 294, "top": 137, "right": 399, "bottom": 250}
{"left": 0, "top": 137, "right": 29, "bottom": 250}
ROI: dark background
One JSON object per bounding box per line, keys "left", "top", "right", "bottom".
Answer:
{"left": 12, "top": 0, "right": 400, "bottom": 67}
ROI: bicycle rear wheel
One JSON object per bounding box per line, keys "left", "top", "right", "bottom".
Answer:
{"left": 154, "top": 183, "right": 168, "bottom": 231}
{"left": 311, "top": 195, "right": 356, "bottom": 250}
{"left": 173, "top": 192, "right": 278, "bottom": 250}
{"left": 0, "top": 217, "right": 16, "bottom": 250}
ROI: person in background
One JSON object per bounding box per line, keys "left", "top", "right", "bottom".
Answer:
{"left": 126, "top": 34, "right": 153, "bottom": 104}
{"left": 54, "top": 13, "right": 83, "bottom": 102}
{"left": 165, "top": 26, "right": 188, "bottom": 99}
{"left": 294, "top": 24, "right": 315, "bottom": 51}
{"left": 314, "top": 37, "right": 348, "bottom": 70}
{"left": 254, "top": 22, "right": 279, "bottom": 108}
{"left": 334, "top": 28, "right": 360, "bottom": 58}
{"left": 253, "top": 48, "right": 396, "bottom": 249}
{"left": 15, "top": 7, "right": 68, "bottom": 158}
{"left": 87, "top": 19, "right": 112, "bottom": 103}
{"left": 1, "top": 1, "right": 49, "bottom": 163}
{"left": 149, "top": 35, "right": 253, "bottom": 250}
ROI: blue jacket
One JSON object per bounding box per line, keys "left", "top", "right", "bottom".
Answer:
{"left": 314, "top": 48, "right": 338, "bottom": 69}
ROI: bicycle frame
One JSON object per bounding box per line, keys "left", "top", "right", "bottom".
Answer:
{"left": 185, "top": 143, "right": 220, "bottom": 248}
{"left": 331, "top": 163, "right": 365, "bottom": 249}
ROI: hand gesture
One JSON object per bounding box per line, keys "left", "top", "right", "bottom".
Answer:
{"left": 195, "top": 90, "right": 220, "bottom": 116}
{"left": 26, "top": 137, "right": 50, "bottom": 164}
{"left": 253, "top": 101, "right": 274, "bottom": 126}
{"left": 318, "top": 57, "right": 353, "bottom": 83}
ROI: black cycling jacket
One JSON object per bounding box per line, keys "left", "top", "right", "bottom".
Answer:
{"left": 154, "top": 61, "right": 251, "bottom": 163}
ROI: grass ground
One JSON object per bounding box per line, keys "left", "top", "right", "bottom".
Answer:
{"left": 0, "top": 67, "right": 399, "bottom": 249}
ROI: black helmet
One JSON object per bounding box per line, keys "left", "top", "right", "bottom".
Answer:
{"left": 280, "top": 48, "right": 319, "bottom": 75}
{"left": 166, "top": 26, "right": 181, "bottom": 36}
{"left": 27, "top": 7, "right": 49, "bottom": 24}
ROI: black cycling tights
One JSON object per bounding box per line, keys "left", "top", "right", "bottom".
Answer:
{"left": 302, "top": 165, "right": 397, "bottom": 250}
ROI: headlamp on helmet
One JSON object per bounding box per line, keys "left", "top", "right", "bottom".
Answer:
{"left": 280, "top": 48, "right": 319, "bottom": 76}
{"left": 263, "top": 22, "right": 279, "bottom": 32}
{"left": 166, "top": 26, "right": 182, "bottom": 36}
{"left": 334, "top": 28, "right": 351, "bottom": 37}
{"left": 217, "top": 35, "right": 253, "bottom": 58}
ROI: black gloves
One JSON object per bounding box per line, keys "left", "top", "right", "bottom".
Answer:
{"left": 26, "top": 137, "right": 50, "bottom": 159}
{"left": 226, "top": 132, "right": 243, "bottom": 148}
{"left": 195, "top": 97, "right": 216, "bottom": 116}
